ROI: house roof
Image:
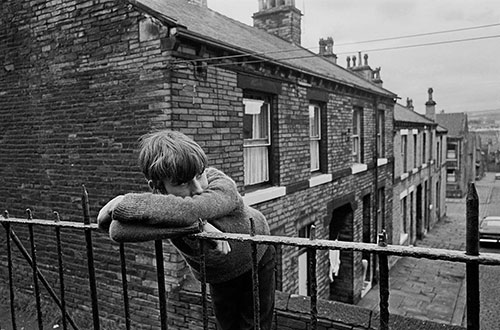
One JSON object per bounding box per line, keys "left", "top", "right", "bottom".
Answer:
{"left": 435, "top": 112, "right": 468, "bottom": 137}
{"left": 131, "top": 0, "right": 396, "bottom": 98}
{"left": 394, "top": 103, "right": 435, "bottom": 126}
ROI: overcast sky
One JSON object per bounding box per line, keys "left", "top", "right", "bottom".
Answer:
{"left": 208, "top": 0, "right": 500, "bottom": 114}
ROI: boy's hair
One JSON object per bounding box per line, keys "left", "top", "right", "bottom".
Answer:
{"left": 138, "top": 130, "right": 208, "bottom": 186}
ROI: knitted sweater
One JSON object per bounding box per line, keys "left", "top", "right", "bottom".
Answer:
{"left": 108, "top": 167, "right": 270, "bottom": 284}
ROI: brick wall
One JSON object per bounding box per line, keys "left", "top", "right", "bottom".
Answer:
{"left": 1, "top": 0, "right": 396, "bottom": 325}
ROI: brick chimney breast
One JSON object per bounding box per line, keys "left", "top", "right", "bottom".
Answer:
{"left": 253, "top": 0, "right": 302, "bottom": 45}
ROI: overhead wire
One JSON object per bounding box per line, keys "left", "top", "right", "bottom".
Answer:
{"left": 334, "top": 22, "right": 500, "bottom": 46}
{"left": 172, "top": 33, "right": 500, "bottom": 69}
{"left": 170, "top": 22, "right": 500, "bottom": 67}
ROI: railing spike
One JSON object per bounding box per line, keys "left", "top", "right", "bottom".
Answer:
{"left": 26, "top": 208, "right": 33, "bottom": 220}
{"left": 309, "top": 224, "right": 316, "bottom": 240}
{"left": 3, "top": 210, "right": 9, "bottom": 218}
{"left": 82, "top": 184, "right": 91, "bottom": 225}
{"left": 53, "top": 211, "right": 61, "bottom": 222}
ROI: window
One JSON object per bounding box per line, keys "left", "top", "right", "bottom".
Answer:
{"left": 377, "top": 110, "right": 385, "bottom": 158}
{"left": 352, "top": 107, "right": 362, "bottom": 163}
{"left": 401, "top": 197, "right": 408, "bottom": 234}
{"left": 447, "top": 143, "right": 457, "bottom": 159}
{"left": 413, "top": 134, "right": 418, "bottom": 169}
{"left": 401, "top": 135, "right": 408, "bottom": 173}
{"left": 309, "top": 104, "right": 321, "bottom": 172}
{"left": 447, "top": 169, "right": 456, "bottom": 182}
{"left": 422, "top": 132, "right": 427, "bottom": 164}
{"left": 298, "top": 223, "right": 314, "bottom": 296}
{"left": 377, "top": 188, "right": 385, "bottom": 234}
{"left": 437, "top": 139, "right": 441, "bottom": 166}
{"left": 243, "top": 97, "right": 271, "bottom": 186}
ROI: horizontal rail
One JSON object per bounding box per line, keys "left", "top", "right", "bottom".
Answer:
{"left": 194, "top": 232, "right": 500, "bottom": 265}
{"left": 2, "top": 217, "right": 498, "bottom": 266}
{"left": 0, "top": 217, "right": 99, "bottom": 230}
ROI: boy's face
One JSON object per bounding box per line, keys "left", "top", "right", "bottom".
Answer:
{"left": 161, "top": 170, "right": 208, "bottom": 197}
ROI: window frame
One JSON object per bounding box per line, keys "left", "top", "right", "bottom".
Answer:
{"left": 243, "top": 94, "right": 272, "bottom": 187}
{"left": 309, "top": 103, "right": 322, "bottom": 172}
{"left": 377, "top": 109, "right": 385, "bottom": 158}
{"left": 413, "top": 133, "right": 418, "bottom": 169}
{"left": 401, "top": 134, "right": 408, "bottom": 173}
{"left": 352, "top": 107, "right": 363, "bottom": 164}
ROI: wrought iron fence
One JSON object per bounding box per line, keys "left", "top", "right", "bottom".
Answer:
{"left": 1, "top": 183, "right": 500, "bottom": 330}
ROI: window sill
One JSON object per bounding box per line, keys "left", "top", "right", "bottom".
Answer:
{"left": 309, "top": 174, "right": 332, "bottom": 187}
{"left": 412, "top": 168, "right": 418, "bottom": 174}
{"left": 243, "top": 186, "right": 286, "bottom": 206}
{"left": 377, "top": 158, "right": 388, "bottom": 166}
{"left": 351, "top": 163, "right": 368, "bottom": 174}
{"left": 400, "top": 173, "right": 409, "bottom": 181}
{"left": 422, "top": 163, "right": 428, "bottom": 169}
{"left": 399, "top": 233, "right": 409, "bottom": 245}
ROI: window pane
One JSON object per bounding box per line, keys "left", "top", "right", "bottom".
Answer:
{"left": 244, "top": 145, "right": 269, "bottom": 185}
{"left": 310, "top": 140, "right": 320, "bottom": 171}
{"left": 309, "top": 105, "right": 320, "bottom": 138}
{"left": 243, "top": 99, "right": 269, "bottom": 143}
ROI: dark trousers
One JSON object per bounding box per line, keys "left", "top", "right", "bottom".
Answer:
{"left": 209, "top": 245, "right": 276, "bottom": 330}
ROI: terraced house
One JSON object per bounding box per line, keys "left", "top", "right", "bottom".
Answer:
{"left": 0, "top": 0, "right": 397, "bottom": 327}
{"left": 391, "top": 92, "right": 447, "bottom": 247}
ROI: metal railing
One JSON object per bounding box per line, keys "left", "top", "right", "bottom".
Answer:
{"left": 1, "top": 183, "right": 500, "bottom": 330}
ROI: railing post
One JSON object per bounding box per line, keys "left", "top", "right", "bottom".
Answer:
{"left": 27, "top": 208, "right": 43, "bottom": 329}
{"left": 4, "top": 210, "right": 17, "bottom": 330}
{"left": 307, "top": 225, "right": 317, "bottom": 330}
{"left": 82, "top": 185, "right": 100, "bottom": 330}
{"left": 154, "top": 240, "right": 168, "bottom": 330}
{"left": 466, "top": 182, "right": 480, "bottom": 330}
{"left": 119, "top": 243, "right": 131, "bottom": 330}
{"left": 198, "top": 219, "right": 209, "bottom": 330}
{"left": 378, "top": 230, "right": 389, "bottom": 330}
{"left": 250, "top": 217, "right": 261, "bottom": 330}
{"left": 54, "top": 211, "right": 68, "bottom": 330}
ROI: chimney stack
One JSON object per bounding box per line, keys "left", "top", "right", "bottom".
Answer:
{"left": 425, "top": 87, "right": 437, "bottom": 121}
{"left": 406, "top": 98, "right": 414, "bottom": 111}
{"left": 347, "top": 52, "right": 382, "bottom": 86}
{"left": 318, "top": 37, "right": 337, "bottom": 64}
{"left": 253, "top": 0, "right": 302, "bottom": 45}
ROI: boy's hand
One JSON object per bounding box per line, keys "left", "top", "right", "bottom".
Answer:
{"left": 97, "top": 195, "right": 125, "bottom": 231}
{"left": 202, "top": 221, "right": 231, "bottom": 254}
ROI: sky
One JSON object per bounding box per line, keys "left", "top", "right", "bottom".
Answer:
{"left": 208, "top": 0, "right": 500, "bottom": 114}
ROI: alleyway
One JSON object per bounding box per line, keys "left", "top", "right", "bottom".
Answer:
{"left": 358, "top": 172, "right": 500, "bottom": 329}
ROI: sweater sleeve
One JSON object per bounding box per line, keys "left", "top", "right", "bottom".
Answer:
{"left": 111, "top": 168, "right": 242, "bottom": 227}
{"left": 109, "top": 220, "right": 202, "bottom": 243}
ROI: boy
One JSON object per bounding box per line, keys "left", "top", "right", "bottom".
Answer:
{"left": 97, "top": 130, "right": 275, "bottom": 330}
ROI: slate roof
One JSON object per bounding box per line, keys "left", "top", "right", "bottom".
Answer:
{"left": 435, "top": 112, "right": 468, "bottom": 137}
{"left": 394, "top": 103, "right": 435, "bottom": 125}
{"left": 131, "top": 0, "right": 396, "bottom": 98}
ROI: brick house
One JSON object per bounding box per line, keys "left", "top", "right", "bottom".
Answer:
{"left": 392, "top": 93, "right": 447, "bottom": 247}
{"left": 0, "top": 0, "right": 397, "bottom": 325}
{"left": 433, "top": 107, "right": 476, "bottom": 198}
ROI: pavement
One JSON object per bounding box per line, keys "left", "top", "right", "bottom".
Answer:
{"left": 357, "top": 173, "right": 496, "bottom": 328}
